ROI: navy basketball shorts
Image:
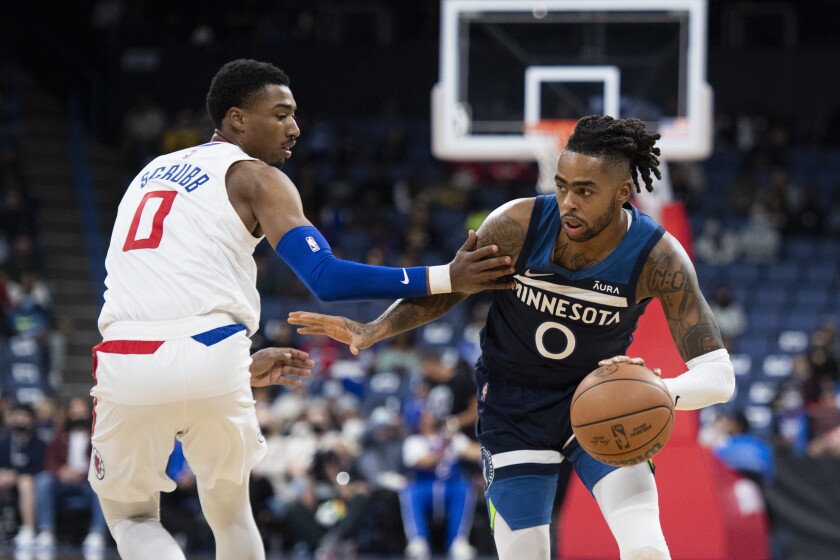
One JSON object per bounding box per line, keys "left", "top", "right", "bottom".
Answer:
{"left": 474, "top": 363, "right": 618, "bottom": 531}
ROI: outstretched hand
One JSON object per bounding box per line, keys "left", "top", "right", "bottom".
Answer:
{"left": 598, "top": 355, "right": 662, "bottom": 377}
{"left": 249, "top": 347, "right": 314, "bottom": 387}
{"left": 287, "top": 312, "right": 375, "bottom": 356}
{"left": 448, "top": 230, "right": 515, "bottom": 294}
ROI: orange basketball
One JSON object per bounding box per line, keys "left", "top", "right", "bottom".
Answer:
{"left": 571, "top": 362, "right": 675, "bottom": 467}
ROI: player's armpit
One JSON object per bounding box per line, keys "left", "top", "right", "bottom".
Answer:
{"left": 638, "top": 233, "right": 724, "bottom": 362}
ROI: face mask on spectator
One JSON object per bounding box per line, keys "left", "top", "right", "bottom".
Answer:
{"left": 66, "top": 419, "right": 91, "bottom": 432}
{"left": 9, "top": 424, "right": 33, "bottom": 436}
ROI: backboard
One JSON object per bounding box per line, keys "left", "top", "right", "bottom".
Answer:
{"left": 432, "top": 0, "right": 713, "bottom": 163}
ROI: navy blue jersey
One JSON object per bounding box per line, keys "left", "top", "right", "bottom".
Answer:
{"left": 478, "top": 195, "right": 665, "bottom": 390}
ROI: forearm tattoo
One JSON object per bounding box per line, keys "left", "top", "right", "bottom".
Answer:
{"left": 642, "top": 244, "right": 723, "bottom": 360}
{"left": 370, "top": 211, "right": 526, "bottom": 338}
{"left": 373, "top": 293, "right": 468, "bottom": 337}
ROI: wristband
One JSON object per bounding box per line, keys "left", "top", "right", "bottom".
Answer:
{"left": 428, "top": 264, "right": 452, "bottom": 294}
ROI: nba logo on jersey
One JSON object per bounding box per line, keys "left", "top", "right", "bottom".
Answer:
{"left": 305, "top": 236, "right": 321, "bottom": 252}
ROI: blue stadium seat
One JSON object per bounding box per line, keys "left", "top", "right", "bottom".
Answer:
{"left": 777, "top": 330, "right": 809, "bottom": 354}
{"left": 729, "top": 353, "right": 754, "bottom": 377}
{"left": 747, "top": 381, "right": 778, "bottom": 405}
{"left": 790, "top": 289, "right": 830, "bottom": 311}
{"left": 783, "top": 236, "right": 818, "bottom": 260}
{"left": 765, "top": 262, "right": 801, "bottom": 284}
{"left": 734, "top": 335, "right": 772, "bottom": 358}
{"left": 761, "top": 354, "right": 794, "bottom": 378}
{"left": 785, "top": 311, "right": 822, "bottom": 333}
{"left": 803, "top": 263, "right": 839, "bottom": 284}
{"left": 814, "top": 238, "right": 840, "bottom": 261}
{"left": 744, "top": 310, "right": 784, "bottom": 338}
{"left": 724, "top": 263, "right": 763, "bottom": 285}
{"left": 750, "top": 287, "right": 790, "bottom": 309}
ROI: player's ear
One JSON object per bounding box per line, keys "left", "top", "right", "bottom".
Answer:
{"left": 227, "top": 107, "right": 246, "bottom": 132}
{"left": 616, "top": 179, "right": 633, "bottom": 203}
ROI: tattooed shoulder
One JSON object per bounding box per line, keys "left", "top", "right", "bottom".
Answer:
{"left": 476, "top": 199, "right": 531, "bottom": 262}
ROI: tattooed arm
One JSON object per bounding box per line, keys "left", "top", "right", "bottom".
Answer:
{"left": 635, "top": 233, "right": 735, "bottom": 410}
{"left": 637, "top": 232, "right": 723, "bottom": 361}
{"left": 288, "top": 199, "right": 532, "bottom": 354}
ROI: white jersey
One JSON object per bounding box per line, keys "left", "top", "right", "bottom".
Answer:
{"left": 98, "top": 142, "right": 262, "bottom": 338}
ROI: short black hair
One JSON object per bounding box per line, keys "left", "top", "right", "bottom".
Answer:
{"left": 11, "top": 402, "right": 36, "bottom": 418}
{"left": 565, "top": 115, "right": 662, "bottom": 193}
{"left": 205, "top": 59, "right": 291, "bottom": 129}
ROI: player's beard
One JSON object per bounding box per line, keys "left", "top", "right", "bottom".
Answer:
{"left": 563, "top": 197, "right": 618, "bottom": 242}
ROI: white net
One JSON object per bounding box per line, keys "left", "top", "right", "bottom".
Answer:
{"left": 524, "top": 120, "right": 576, "bottom": 194}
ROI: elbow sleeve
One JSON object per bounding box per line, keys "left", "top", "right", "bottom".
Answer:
{"left": 663, "top": 348, "right": 736, "bottom": 411}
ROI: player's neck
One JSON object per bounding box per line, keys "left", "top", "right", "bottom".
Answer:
{"left": 211, "top": 130, "right": 233, "bottom": 144}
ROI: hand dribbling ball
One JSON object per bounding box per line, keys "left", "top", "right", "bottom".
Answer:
{"left": 571, "top": 362, "right": 674, "bottom": 466}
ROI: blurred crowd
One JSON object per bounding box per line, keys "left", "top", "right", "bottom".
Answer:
{"left": 3, "top": 18, "right": 840, "bottom": 554}
{"left": 0, "top": 68, "right": 65, "bottom": 405}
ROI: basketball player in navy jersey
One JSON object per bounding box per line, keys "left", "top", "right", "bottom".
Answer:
{"left": 289, "top": 116, "right": 736, "bottom": 560}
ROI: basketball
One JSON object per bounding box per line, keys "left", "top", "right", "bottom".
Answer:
{"left": 571, "top": 362, "right": 675, "bottom": 467}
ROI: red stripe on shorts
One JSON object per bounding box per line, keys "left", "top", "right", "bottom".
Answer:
{"left": 90, "top": 340, "right": 165, "bottom": 434}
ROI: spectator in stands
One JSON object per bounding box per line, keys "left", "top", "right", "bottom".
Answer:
{"left": 357, "top": 406, "right": 406, "bottom": 491}
{"left": 825, "top": 194, "right": 840, "bottom": 237}
{"left": 418, "top": 349, "right": 478, "bottom": 441}
{"left": 119, "top": 93, "right": 167, "bottom": 169}
{"left": 6, "top": 268, "right": 51, "bottom": 310}
{"left": 785, "top": 184, "right": 825, "bottom": 237}
{"left": 711, "top": 412, "right": 775, "bottom": 485}
{"left": 771, "top": 382, "right": 809, "bottom": 456}
{"left": 160, "top": 108, "right": 205, "bottom": 154}
{"left": 728, "top": 169, "right": 760, "bottom": 215}
{"left": 401, "top": 406, "right": 479, "bottom": 560}
{"left": 0, "top": 403, "right": 45, "bottom": 552}
{"left": 374, "top": 330, "right": 420, "bottom": 377}
{"left": 806, "top": 382, "right": 840, "bottom": 457}
{"left": 808, "top": 323, "right": 840, "bottom": 385}
{"left": 283, "top": 445, "right": 371, "bottom": 557}
{"left": 694, "top": 218, "right": 739, "bottom": 266}
{"left": 708, "top": 286, "right": 749, "bottom": 340}
{"left": 35, "top": 396, "right": 107, "bottom": 556}
{"left": 739, "top": 203, "right": 781, "bottom": 263}
{"left": 0, "top": 172, "right": 38, "bottom": 241}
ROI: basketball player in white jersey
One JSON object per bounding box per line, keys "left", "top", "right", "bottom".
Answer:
{"left": 90, "top": 59, "right": 514, "bottom": 560}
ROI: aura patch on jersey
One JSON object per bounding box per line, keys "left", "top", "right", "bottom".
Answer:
{"left": 191, "top": 324, "right": 247, "bottom": 346}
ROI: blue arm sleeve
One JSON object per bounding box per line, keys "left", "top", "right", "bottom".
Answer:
{"left": 275, "top": 226, "right": 428, "bottom": 302}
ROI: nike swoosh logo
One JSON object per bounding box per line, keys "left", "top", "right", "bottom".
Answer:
{"left": 523, "top": 269, "right": 553, "bottom": 278}
{"left": 400, "top": 268, "right": 409, "bottom": 284}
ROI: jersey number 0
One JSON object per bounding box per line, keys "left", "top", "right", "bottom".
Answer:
{"left": 123, "top": 191, "right": 178, "bottom": 251}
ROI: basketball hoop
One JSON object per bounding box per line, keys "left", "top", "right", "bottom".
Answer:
{"left": 524, "top": 119, "right": 577, "bottom": 194}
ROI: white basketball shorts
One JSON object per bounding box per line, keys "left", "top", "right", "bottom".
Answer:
{"left": 88, "top": 324, "right": 266, "bottom": 502}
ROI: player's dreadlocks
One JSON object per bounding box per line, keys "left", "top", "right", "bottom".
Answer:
{"left": 206, "top": 59, "right": 291, "bottom": 129}
{"left": 565, "top": 115, "right": 662, "bottom": 193}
